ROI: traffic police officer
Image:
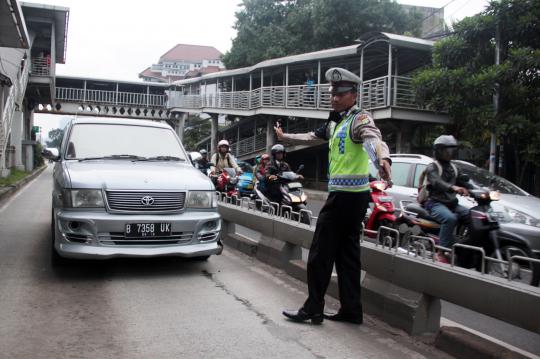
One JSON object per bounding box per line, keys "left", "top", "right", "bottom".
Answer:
{"left": 277, "top": 67, "right": 392, "bottom": 324}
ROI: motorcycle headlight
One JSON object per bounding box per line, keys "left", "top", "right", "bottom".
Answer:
{"left": 64, "top": 189, "right": 104, "bottom": 208}
{"left": 493, "top": 205, "right": 540, "bottom": 227}
{"left": 187, "top": 191, "right": 216, "bottom": 209}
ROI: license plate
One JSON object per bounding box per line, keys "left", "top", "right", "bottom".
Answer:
{"left": 246, "top": 184, "right": 254, "bottom": 189}
{"left": 125, "top": 223, "right": 172, "bottom": 238}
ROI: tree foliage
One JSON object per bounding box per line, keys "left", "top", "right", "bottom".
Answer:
{"left": 222, "top": 0, "right": 423, "bottom": 69}
{"left": 413, "top": 0, "right": 540, "bottom": 191}
{"left": 46, "top": 128, "right": 64, "bottom": 149}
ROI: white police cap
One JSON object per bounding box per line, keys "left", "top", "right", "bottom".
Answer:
{"left": 325, "top": 67, "right": 361, "bottom": 93}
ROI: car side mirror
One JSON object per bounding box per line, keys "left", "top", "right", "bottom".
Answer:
{"left": 42, "top": 147, "right": 60, "bottom": 161}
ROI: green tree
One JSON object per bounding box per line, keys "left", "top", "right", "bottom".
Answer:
{"left": 182, "top": 116, "right": 212, "bottom": 151}
{"left": 222, "top": 0, "right": 423, "bottom": 69}
{"left": 413, "top": 0, "right": 540, "bottom": 192}
{"left": 46, "top": 128, "right": 64, "bottom": 149}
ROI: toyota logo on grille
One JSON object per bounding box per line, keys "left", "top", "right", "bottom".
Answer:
{"left": 140, "top": 196, "right": 155, "bottom": 206}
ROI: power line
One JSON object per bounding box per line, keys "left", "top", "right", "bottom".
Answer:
{"left": 419, "top": 0, "right": 460, "bottom": 24}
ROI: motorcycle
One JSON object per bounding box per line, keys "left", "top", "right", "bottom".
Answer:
{"left": 236, "top": 161, "right": 256, "bottom": 198}
{"left": 253, "top": 165, "right": 311, "bottom": 225}
{"left": 364, "top": 180, "right": 397, "bottom": 239}
{"left": 213, "top": 168, "right": 239, "bottom": 199}
{"left": 398, "top": 186, "right": 512, "bottom": 274}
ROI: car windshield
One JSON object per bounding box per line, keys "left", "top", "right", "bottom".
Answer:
{"left": 65, "top": 123, "right": 186, "bottom": 161}
{"left": 454, "top": 163, "right": 527, "bottom": 195}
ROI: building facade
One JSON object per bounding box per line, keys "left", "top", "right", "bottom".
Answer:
{"left": 139, "top": 44, "right": 225, "bottom": 83}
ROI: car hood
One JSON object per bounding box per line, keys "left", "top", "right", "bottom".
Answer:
{"left": 498, "top": 194, "right": 540, "bottom": 219}
{"left": 64, "top": 160, "right": 213, "bottom": 191}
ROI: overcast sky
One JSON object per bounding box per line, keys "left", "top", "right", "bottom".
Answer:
{"left": 35, "top": 0, "right": 490, "bottom": 140}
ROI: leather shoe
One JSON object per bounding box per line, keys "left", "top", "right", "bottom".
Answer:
{"left": 282, "top": 308, "right": 323, "bottom": 324}
{"left": 323, "top": 311, "right": 363, "bottom": 324}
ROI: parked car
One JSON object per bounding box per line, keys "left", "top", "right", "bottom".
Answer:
{"left": 42, "top": 118, "right": 222, "bottom": 264}
{"left": 369, "top": 154, "right": 540, "bottom": 260}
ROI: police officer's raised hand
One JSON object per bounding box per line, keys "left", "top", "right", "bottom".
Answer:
{"left": 274, "top": 121, "right": 284, "bottom": 140}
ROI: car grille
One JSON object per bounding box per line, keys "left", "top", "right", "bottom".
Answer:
{"left": 106, "top": 191, "right": 186, "bottom": 212}
{"left": 99, "top": 232, "right": 193, "bottom": 245}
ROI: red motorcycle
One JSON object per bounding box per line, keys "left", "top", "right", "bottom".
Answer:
{"left": 214, "top": 168, "right": 239, "bottom": 198}
{"left": 364, "top": 180, "right": 396, "bottom": 238}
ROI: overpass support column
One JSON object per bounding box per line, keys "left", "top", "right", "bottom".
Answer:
{"left": 175, "top": 113, "right": 187, "bottom": 143}
{"left": 210, "top": 114, "right": 219, "bottom": 156}
{"left": 11, "top": 110, "right": 25, "bottom": 171}
{"left": 266, "top": 116, "right": 275, "bottom": 153}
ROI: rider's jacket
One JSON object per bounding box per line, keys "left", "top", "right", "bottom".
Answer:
{"left": 426, "top": 160, "right": 473, "bottom": 207}
{"left": 210, "top": 152, "right": 240, "bottom": 173}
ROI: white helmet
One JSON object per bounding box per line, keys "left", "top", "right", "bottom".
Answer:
{"left": 218, "top": 140, "right": 230, "bottom": 147}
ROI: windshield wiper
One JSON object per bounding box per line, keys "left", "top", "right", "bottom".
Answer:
{"left": 78, "top": 155, "right": 147, "bottom": 162}
{"left": 143, "top": 156, "right": 183, "bottom": 161}
{"left": 77, "top": 156, "right": 106, "bottom": 162}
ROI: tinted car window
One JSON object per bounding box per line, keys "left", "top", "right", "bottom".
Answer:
{"left": 389, "top": 162, "right": 412, "bottom": 187}
{"left": 66, "top": 124, "right": 186, "bottom": 160}
{"left": 413, "top": 164, "right": 428, "bottom": 188}
{"left": 455, "top": 163, "right": 527, "bottom": 195}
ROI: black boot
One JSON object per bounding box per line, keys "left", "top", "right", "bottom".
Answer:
{"left": 323, "top": 311, "right": 363, "bottom": 324}
{"left": 282, "top": 308, "right": 323, "bottom": 324}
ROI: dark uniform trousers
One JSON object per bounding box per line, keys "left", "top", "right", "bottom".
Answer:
{"left": 302, "top": 191, "right": 370, "bottom": 317}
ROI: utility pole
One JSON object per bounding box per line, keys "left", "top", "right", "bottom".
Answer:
{"left": 489, "top": 22, "right": 500, "bottom": 174}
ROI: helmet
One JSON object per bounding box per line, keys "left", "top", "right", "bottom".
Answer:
{"left": 433, "top": 135, "right": 458, "bottom": 161}
{"left": 271, "top": 144, "right": 286, "bottom": 158}
{"left": 199, "top": 149, "right": 207, "bottom": 155}
{"left": 218, "top": 140, "right": 230, "bottom": 147}
{"left": 261, "top": 154, "right": 270, "bottom": 161}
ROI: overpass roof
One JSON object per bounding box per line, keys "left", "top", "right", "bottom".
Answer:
{"left": 21, "top": 1, "right": 70, "bottom": 63}
{"left": 172, "top": 32, "right": 434, "bottom": 87}
{"left": 0, "top": 0, "right": 30, "bottom": 48}
{"left": 56, "top": 75, "right": 169, "bottom": 87}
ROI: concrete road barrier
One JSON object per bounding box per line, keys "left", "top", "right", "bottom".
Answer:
{"left": 218, "top": 201, "right": 540, "bottom": 336}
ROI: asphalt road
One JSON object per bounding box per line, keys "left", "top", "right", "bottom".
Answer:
{"left": 302, "top": 197, "right": 540, "bottom": 355}
{"left": 0, "top": 167, "right": 452, "bottom": 359}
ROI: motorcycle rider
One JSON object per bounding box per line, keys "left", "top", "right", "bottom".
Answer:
{"left": 255, "top": 153, "right": 271, "bottom": 192}
{"left": 424, "top": 135, "right": 473, "bottom": 263}
{"left": 196, "top": 149, "right": 211, "bottom": 175}
{"left": 265, "top": 144, "right": 303, "bottom": 203}
{"left": 210, "top": 140, "right": 242, "bottom": 175}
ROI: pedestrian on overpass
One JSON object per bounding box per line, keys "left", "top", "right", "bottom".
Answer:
{"left": 276, "top": 67, "right": 392, "bottom": 325}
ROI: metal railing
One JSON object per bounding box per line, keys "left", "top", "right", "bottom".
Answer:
{"left": 168, "top": 76, "right": 420, "bottom": 112}
{"left": 1, "top": 63, "right": 29, "bottom": 166}
{"left": 56, "top": 87, "right": 166, "bottom": 107}
{"left": 230, "top": 133, "right": 267, "bottom": 157}
{"left": 30, "top": 57, "right": 51, "bottom": 77}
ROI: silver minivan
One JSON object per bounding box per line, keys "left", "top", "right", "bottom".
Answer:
{"left": 43, "top": 118, "right": 222, "bottom": 264}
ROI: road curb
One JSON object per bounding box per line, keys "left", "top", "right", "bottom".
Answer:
{"left": 435, "top": 326, "right": 532, "bottom": 359}
{"left": 0, "top": 166, "right": 47, "bottom": 204}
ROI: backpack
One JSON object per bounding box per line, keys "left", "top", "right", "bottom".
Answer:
{"left": 417, "top": 160, "right": 458, "bottom": 204}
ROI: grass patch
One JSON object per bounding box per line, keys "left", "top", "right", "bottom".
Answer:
{"left": 0, "top": 169, "right": 30, "bottom": 187}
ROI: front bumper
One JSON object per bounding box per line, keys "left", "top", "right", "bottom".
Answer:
{"left": 54, "top": 209, "right": 222, "bottom": 259}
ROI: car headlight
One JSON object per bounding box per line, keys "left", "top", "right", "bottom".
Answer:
{"left": 493, "top": 205, "right": 540, "bottom": 227}
{"left": 187, "top": 191, "right": 216, "bottom": 208}
{"left": 64, "top": 189, "right": 104, "bottom": 208}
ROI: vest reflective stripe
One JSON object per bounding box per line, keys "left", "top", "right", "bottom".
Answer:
{"left": 328, "top": 109, "right": 370, "bottom": 192}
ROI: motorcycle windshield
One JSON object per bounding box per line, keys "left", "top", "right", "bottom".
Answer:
{"left": 280, "top": 172, "right": 297, "bottom": 181}
{"left": 223, "top": 168, "right": 236, "bottom": 177}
